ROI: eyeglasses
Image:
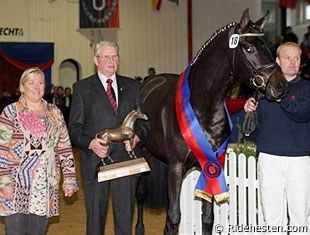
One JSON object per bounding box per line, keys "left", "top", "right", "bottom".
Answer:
{"left": 96, "top": 55, "right": 119, "bottom": 61}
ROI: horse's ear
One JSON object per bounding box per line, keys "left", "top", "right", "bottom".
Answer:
{"left": 255, "top": 10, "right": 270, "bottom": 30}
{"left": 239, "top": 8, "right": 250, "bottom": 31}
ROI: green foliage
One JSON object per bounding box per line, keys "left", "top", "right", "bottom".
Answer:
{"left": 231, "top": 117, "right": 257, "bottom": 158}
{"left": 233, "top": 140, "right": 257, "bottom": 158}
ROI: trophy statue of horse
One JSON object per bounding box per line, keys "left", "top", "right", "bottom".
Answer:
{"left": 96, "top": 109, "right": 148, "bottom": 159}
{"left": 135, "top": 9, "right": 288, "bottom": 235}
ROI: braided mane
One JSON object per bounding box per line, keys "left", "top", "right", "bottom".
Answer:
{"left": 191, "top": 22, "right": 237, "bottom": 66}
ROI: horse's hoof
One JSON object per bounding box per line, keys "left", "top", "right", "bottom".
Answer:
{"left": 128, "top": 151, "right": 138, "bottom": 159}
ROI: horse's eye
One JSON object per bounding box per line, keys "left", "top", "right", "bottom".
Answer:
{"left": 245, "top": 46, "right": 254, "bottom": 53}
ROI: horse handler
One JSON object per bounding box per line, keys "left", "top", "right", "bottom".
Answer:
{"left": 244, "top": 42, "right": 310, "bottom": 234}
{"left": 69, "top": 41, "right": 150, "bottom": 235}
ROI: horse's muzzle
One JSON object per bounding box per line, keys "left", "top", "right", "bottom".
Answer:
{"left": 264, "top": 70, "right": 288, "bottom": 101}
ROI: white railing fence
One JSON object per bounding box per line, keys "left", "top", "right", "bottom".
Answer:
{"left": 179, "top": 151, "right": 263, "bottom": 235}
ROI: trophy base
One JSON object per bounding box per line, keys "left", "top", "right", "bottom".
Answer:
{"left": 97, "top": 157, "right": 150, "bottom": 182}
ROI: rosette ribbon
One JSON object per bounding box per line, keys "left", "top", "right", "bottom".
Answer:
{"left": 175, "top": 65, "right": 230, "bottom": 203}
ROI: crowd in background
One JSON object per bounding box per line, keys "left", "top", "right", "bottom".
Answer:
{"left": 44, "top": 85, "right": 72, "bottom": 126}
{"left": 0, "top": 66, "right": 156, "bottom": 126}
{"left": 2, "top": 24, "right": 310, "bottom": 116}
{"left": 0, "top": 88, "right": 21, "bottom": 113}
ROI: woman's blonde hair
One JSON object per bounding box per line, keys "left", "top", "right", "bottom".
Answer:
{"left": 19, "top": 67, "right": 45, "bottom": 91}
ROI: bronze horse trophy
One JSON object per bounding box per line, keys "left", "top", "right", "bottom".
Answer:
{"left": 96, "top": 109, "right": 150, "bottom": 181}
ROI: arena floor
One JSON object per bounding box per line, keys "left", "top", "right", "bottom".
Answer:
{"left": 0, "top": 148, "right": 166, "bottom": 235}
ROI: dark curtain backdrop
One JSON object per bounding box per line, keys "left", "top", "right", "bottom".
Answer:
{"left": 0, "top": 42, "right": 54, "bottom": 98}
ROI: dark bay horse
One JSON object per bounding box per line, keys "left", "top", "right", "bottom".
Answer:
{"left": 136, "top": 9, "right": 288, "bottom": 235}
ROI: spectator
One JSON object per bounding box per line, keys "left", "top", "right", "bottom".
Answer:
{"left": 301, "top": 25, "right": 310, "bottom": 51}
{"left": 273, "top": 35, "right": 284, "bottom": 58}
{"left": 55, "top": 86, "right": 65, "bottom": 110}
{"left": 63, "top": 87, "right": 72, "bottom": 126}
{"left": 10, "top": 87, "right": 21, "bottom": 103}
{"left": 283, "top": 26, "right": 298, "bottom": 43}
{"left": 144, "top": 67, "right": 156, "bottom": 81}
{"left": 0, "top": 90, "right": 11, "bottom": 113}
{"left": 300, "top": 25, "right": 310, "bottom": 75}
{"left": 45, "top": 84, "right": 59, "bottom": 105}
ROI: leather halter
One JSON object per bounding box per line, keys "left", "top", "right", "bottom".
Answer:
{"left": 232, "top": 32, "right": 277, "bottom": 89}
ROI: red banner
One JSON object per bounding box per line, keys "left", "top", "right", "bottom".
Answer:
{"left": 279, "top": 0, "right": 297, "bottom": 8}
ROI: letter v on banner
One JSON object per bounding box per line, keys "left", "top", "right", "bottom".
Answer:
{"left": 79, "top": 0, "right": 119, "bottom": 28}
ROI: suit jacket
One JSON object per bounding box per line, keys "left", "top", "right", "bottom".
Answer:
{"left": 69, "top": 74, "right": 150, "bottom": 180}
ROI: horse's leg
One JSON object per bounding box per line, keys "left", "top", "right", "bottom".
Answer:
{"left": 201, "top": 199, "right": 214, "bottom": 235}
{"left": 135, "top": 173, "right": 147, "bottom": 235}
{"left": 164, "top": 162, "right": 184, "bottom": 235}
{"left": 127, "top": 138, "right": 138, "bottom": 158}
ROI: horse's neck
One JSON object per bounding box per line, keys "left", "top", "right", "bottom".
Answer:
{"left": 122, "top": 112, "right": 136, "bottom": 129}
{"left": 190, "top": 64, "right": 231, "bottom": 109}
{"left": 189, "top": 54, "right": 232, "bottom": 148}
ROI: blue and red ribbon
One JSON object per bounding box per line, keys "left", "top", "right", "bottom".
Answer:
{"left": 175, "top": 65, "right": 230, "bottom": 202}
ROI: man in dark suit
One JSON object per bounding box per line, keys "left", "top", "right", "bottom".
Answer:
{"left": 69, "top": 41, "right": 150, "bottom": 235}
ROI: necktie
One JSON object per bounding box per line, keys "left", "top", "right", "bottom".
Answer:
{"left": 106, "top": 79, "right": 118, "bottom": 115}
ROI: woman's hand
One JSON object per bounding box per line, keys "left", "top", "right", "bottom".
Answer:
{"left": 64, "top": 188, "right": 76, "bottom": 197}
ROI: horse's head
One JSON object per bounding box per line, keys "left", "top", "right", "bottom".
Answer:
{"left": 231, "top": 9, "right": 288, "bottom": 100}
{"left": 133, "top": 109, "right": 148, "bottom": 121}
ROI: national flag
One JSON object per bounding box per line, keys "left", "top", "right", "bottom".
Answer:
{"left": 151, "top": 0, "right": 162, "bottom": 10}
{"left": 279, "top": 0, "right": 297, "bottom": 8}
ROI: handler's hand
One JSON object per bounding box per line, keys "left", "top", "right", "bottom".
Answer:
{"left": 89, "top": 138, "right": 109, "bottom": 159}
{"left": 244, "top": 97, "right": 258, "bottom": 113}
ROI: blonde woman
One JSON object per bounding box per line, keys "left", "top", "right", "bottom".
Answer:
{"left": 0, "top": 67, "right": 78, "bottom": 235}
